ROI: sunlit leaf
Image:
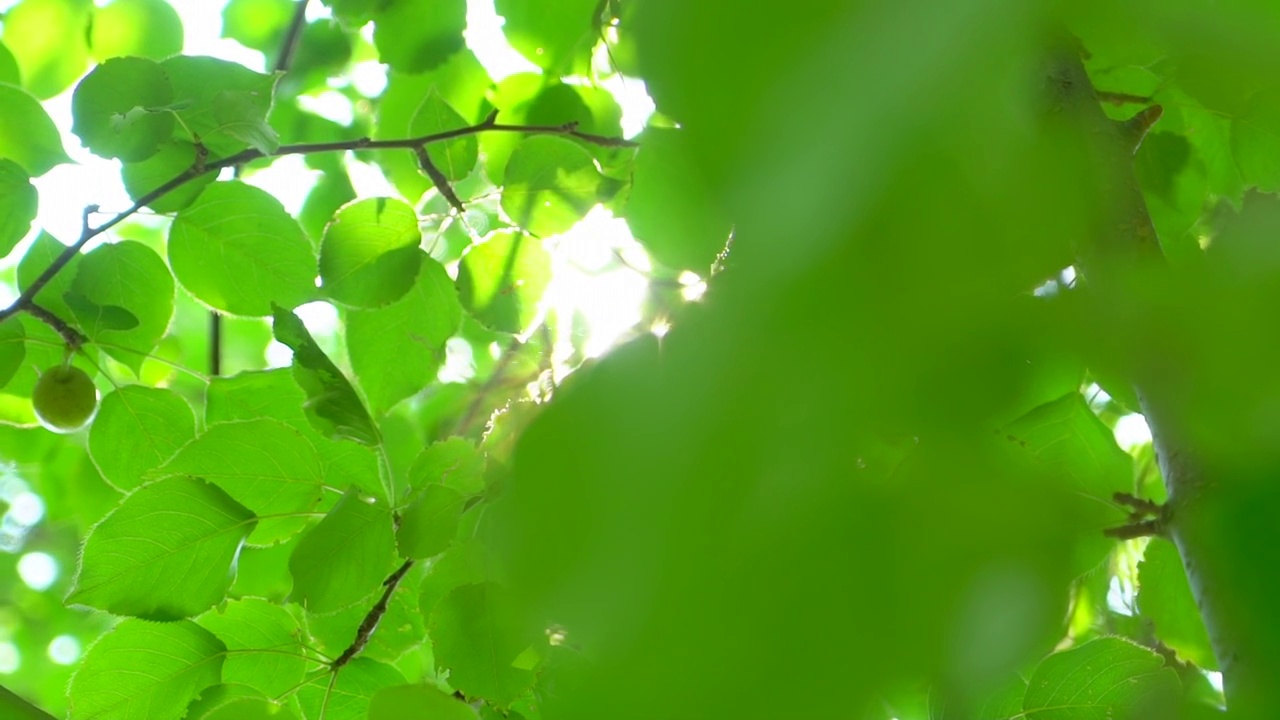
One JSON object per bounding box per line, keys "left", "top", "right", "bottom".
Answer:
{"left": 346, "top": 253, "right": 461, "bottom": 413}
{"left": 0, "top": 82, "right": 70, "bottom": 175}
{"left": 289, "top": 488, "right": 396, "bottom": 614}
{"left": 272, "top": 304, "right": 381, "bottom": 445}
{"left": 88, "top": 385, "right": 196, "bottom": 491}
{"left": 89, "top": 0, "right": 183, "bottom": 61}
{"left": 1, "top": 0, "right": 91, "bottom": 99}
{"left": 71, "top": 56, "right": 174, "bottom": 161}
{"left": 198, "top": 598, "right": 307, "bottom": 697}
{"left": 0, "top": 159, "right": 37, "bottom": 257}
{"left": 456, "top": 230, "right": 550, "bottom": 334}
{"left": 500, "top": 135, "right": 602, "bottom": 237}
{"left": 68, "top": 619, "right": 225, "bottom": 720}
{"left": 169, "top": 182, "right": 317, "bottom": 316}
{"left": 319, "top": 197, "right": 422, "bottom": 308}
{"left": 156, "top": 418, "right": 324, "bottom": 544}
{"left": 67, "top": 476, "right": 256, "bottom": 620}
{"left": 1023, "top": 637, "right": 1180, "bottom": 719}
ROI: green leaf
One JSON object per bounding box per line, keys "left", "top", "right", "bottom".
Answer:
{"left": 288, "top": 488, "right": 396, "bottom": 613}
{"left": 501, "top": 135, "right": 602, "bottom": 236}
{"left": 1, "top": 0, "right": 91, "bottom": 99}
{"left": 206, "top": 368, "right": 384, "bottom": 498}
{"left": 1231, "top": 88, "right": 1280, "bottom": 192}
{"left": 71, "top": 56, "right": 175, "bottom": 161}
{"left": 63, "top": 291, "right": 140, "bottom": 334}
{"left": 408, "top": 438, "right": 486, "bottom": 496}
{"left": 67, "top": 476, "right": 256, "bottom": 620}
{"left": 0, "top": 42, "right": 19, "bottom": 85}
{"left": 495, "top": 0, "right": 599, "bottom": 73}
{"left": 456, "top": 230, "right": 551, "bottom": 334}
{"left": 272, "top": 304, "right": 382, "bottom": 446}
{"left": 214, "top": 87, "right": 281, "bottom": 154}
{"left": 1138, "top": 539, "right": 1217, "bottom": 670}
{"left": 161, "top": 55, "right": 278, "bottom": 157}
{"left": 398, "top": 483, "right": 466, "bottom": 559}
{"left": 1135, "top": 131, "right": 1207, "bottom": 264}
{"left": 0, "top": 159, "right": 37, "bottom": 257}
{"left": 0, "top": 82, "right": 71, "bottom": 175}
{"left": 1023, "top": 637, "right": 1180, "bottom": 719}
{"left": 198, "top": 598, "right": 307, "bottom": 698}
{"left": 88, "top": 385, "right": 196, "bottom": 491}
{"left": 189, "top": 692, "right": 301, "bottom": 720}
{"left": 480, "top": 76, "right": 620, "bottom": 185}
{"left": 1003, "top": 393, "right": 1130, "bottom": 574}
{"left": 373, "top": 50, "right": 493, "bottom": 201}
{"left": 625, "top": 127, "right": 732, "bottom": 271}
{"left": 68, "top": 240, "right": 175, "bottom": 372}
{"left": 323, "top": 0, "right": 378, "bottom": 26}
{"left": 68, "top": 619, "right": 225, "bottom": 720}
{"left": 368, "top": 684, "right": 477, "bottom": 720}
{"left": 17, "top": 231, "right": 82, "bottom": 324}
{"left": 156, "top": 418, "right": 325, "bottom": 544}
{"left": 319, "top": 197, "right": 423, "bottom": 308}
{"left": 430, "top": 582, "right": 540, "bottom": 706}
{"left": 0, "top": 318, "right": 25, "bottom": 390}
{"left": 169, "top": 181, "right": 317, "bottom": 316}
{"left": 409, "top": 89, "right": 477, "bottom": 182}
{"left": 346, "top": 253, "right": 461, "bottom": 413}
{"left": 222, "top": 0, "right": 296, "bottom": 53}
{"left": 89, "top": 0, "right": 184, "bottom": 61}
{"left": 120, "top": 139, "right": 216, "bottom": 212}
{"left": 372, "top": 0, "right": 466, "bottom": 74}
{"left": 296, "top": 658, "right": 405, "bottom": 720}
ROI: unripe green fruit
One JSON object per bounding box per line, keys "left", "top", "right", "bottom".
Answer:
{"left": 32, "top": 365, "right": 98, "bottom": 433}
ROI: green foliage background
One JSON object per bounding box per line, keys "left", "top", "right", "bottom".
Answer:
{"left": 0, "top": 0, "right": 1278, "bottom": 718}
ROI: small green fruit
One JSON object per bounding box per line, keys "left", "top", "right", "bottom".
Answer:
{"left": 33, "top": 364, "right": 98, "bottom": 433}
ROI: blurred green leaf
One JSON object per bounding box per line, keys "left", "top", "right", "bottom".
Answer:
{"left": 0, "top": 83, "right": 70, "bottom": 175}
{"left": 0, "top": 159, "right": 37, "bottom": 258}
{"left": 88, "top": 0, "right": 183, "bottom": 61}
{"left": 456, "top": 230, "right": 550, "bottom": 334}
{"left": 1, "top": 0, "right": 91, "bottom": 99}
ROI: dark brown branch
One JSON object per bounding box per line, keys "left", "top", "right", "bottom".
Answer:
{"left": 330, "top": 559, "right": 414, "bottom": 670}
{"left": 24, "top": 302, "right": 87, "bottom": 349}
{"left": 273, "top": 0, "right": 310, "bottom": 74}
{"left": 0, "top": 119, "right": 636, "bottom": 326}
{"left": 415, "top": 147, "right": 466, "bottom": 216}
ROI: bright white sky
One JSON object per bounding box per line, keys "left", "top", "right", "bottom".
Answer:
{"left": 1, "top": 0, "right": 660, "bottom": 371}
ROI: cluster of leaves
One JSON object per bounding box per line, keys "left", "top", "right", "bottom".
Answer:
{"left": 2, "top": 0, "right": 1280, "bottom": 719}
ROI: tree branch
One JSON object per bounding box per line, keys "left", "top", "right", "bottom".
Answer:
{"left": 0, "top": 118, "right": 636, "bottom": 326}
{"left": 23, "top": 302, "right": 86, "bottom": 349}
{"left": 1049, "top": 41, "right": 1280, "bottom": 714}
{"left": 273, "top": 0, "right": 310, "bottom": 74}
{"left": 330, "top": 559, "right": 414, "bottom": 670}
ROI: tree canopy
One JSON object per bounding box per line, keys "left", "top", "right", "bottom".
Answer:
{"left": 0, "top": 0, "right": 1278, "bottom": 719}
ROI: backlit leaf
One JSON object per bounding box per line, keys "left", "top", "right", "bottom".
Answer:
{"left": 68, "top": 240, "right": 174, "bottom": 372}
{"left": 67, "top": 476, "right": 256, "bottom": 620}
{"left": 71, "top": 56, "right": 174, "bottom": 161}
{"left": 1023, "top": 637, "right": 1180, "bottom": 719}
{"left": 296, "top": 658, "right": 405, "bottom": 720}
{"left": 319, "top": 197, "right": 422, "bottom": 308}
{"left": 198, "top": 598, "right": 307, "bottom": 697}
{"left": 346, "top": 253, "right": 461, "bottom": 413}
{"left": 272, "top": 304, "right": 381, "bottom": 446}
{"left": 371, "top": 0, "right": 465, "bottom": 74}
{"left": 88, "top": 0, "right": 184, "bottom": 61}
{"left": 500, "top": 135, "right": 602, "bottom": 237}
{"left": 0, "top": 159, "right": 37, "bottom": 257}
{"left": 89, "top": 385, "right": 196, "bottom": 491}
{"left": 289, "top": 488, "right": 396, "bottom": 614}
{"left": 169, "top": 181, "right": 317, "bottom": 316}
{"left": 68, "top": 619, "right": 225, "bottom": 720}
{"left": 456, "top": 230, "right": 550, "bottom": 334}
{"left": 1, "top": 0, "right": 91, "bottom": 99}
{"left": 0, "top": 82, "right": 70, "bottom": 175}
{"left": 157, "top": 418, "right": 325, "bottom": 544}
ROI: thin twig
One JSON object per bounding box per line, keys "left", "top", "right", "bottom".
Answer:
{"left": 273, "top": 0, "right": 310, "bottom": 74}
{"left": 24, "top": 302, "right": 87, "bottom": 348}
{"left": 0, "top": 118, "right": 636, "bottom": 325}
{"left": 330, "top": 559, "right": 415, "bottom": 670}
